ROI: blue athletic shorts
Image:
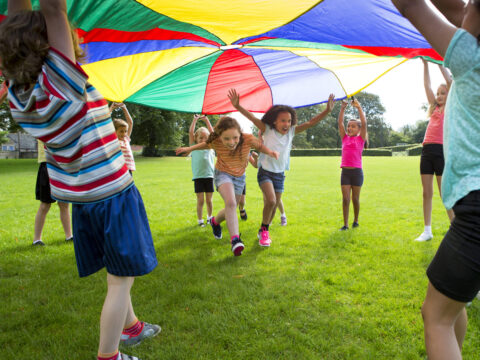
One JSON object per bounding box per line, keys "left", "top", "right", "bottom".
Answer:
{"left": 214, "top": 169, "right": 246, "bottom": 196}
{"left": 257, "top": 167, "right": 285, "bottom": 193}
{"left": 72, "top": 185, "right": 158, "bottom": 278}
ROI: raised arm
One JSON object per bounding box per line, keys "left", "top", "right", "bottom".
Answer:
{"left": 200, "top": 115, "right": 214, "bottom": 133}
{"left": 438, "top": 64, "right": 452, "bottom": 91}
{"left": 119, "top": 103, "right": 133, "bottom": 137}
{"left": 338, "top": 100, "right": 347, "bottom": 139}
{"left": 228, "top": 88, "right": 266, "bottom": 132}
{"left": 8, "top": 0, "right": 32, "bottom": 14}
{"left": 422, "top": 59, "right": 436, "bottom": 105}
{"left": 189, "top": 115, "right": 198, "bottom": 145}
{"left": 295, "top": 94, "right": 335, "bottom": 134}
{"left": 431, "top": 0, "right": 464, "bottom": 27}
{"left": 391, "top": 0, "right": 457, "bottom": 58}
{"left": 39, "top": 0, "right": 75, "bottom": 62}
{"left": 352, "top": 99, "right": 367, "bottom": 141}
{"left": 176, "top": 142, "right": 209, "bottom": 157}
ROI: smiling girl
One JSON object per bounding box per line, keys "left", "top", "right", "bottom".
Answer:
{"left": 176, "top": 116, "right": 278, "bottom": 256}
{"left": 228, "top": 89, "right": 335, "bottom": 247}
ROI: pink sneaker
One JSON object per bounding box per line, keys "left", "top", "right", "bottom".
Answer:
{"left": 257, "top": 229, "right": 271, "bottom": 247}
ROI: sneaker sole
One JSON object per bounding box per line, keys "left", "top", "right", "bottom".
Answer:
{"left": 257, "top": 234, "right": 271, "bottom": 247}
{"left": 232, "top": 243, "right": 244, "bottom": 256}
{"left": 121, "top": 326, "right": 161, "bottom": 347}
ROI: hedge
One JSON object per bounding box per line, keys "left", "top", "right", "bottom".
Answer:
{"left": 406, "top": 144, "right": 423, "bottom": 156}
{"left": 379, "top": 144, "right": 419, "bottom": 152}
{"left": 290, "top": 148, "right": 392, "bottom": 156}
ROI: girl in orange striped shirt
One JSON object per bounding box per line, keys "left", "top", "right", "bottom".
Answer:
{"left": 177, "top": 116, "right": 278, "bottom": 256}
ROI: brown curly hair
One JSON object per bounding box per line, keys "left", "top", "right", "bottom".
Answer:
{"left": 0, "top": 10, "right": 85, "bottom": 86}
{"left": 207, "top": 116, "right": 244, "bottom": 155}
{"left": 261, "top": 105, "right": 297, "bottom": 130}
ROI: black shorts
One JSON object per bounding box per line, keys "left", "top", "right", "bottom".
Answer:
{"left": 420, "top": 144, "right": 445, "bottom": 175}
{"left": 341, "top": 168, "right": 364, "bottom": 187}
{"left": 35, "top": 162, "right": 55, "bottom": 204}
{"left": 194, "top": 178, "right": 214, "bottom": 193}
{"left": 427, "top": 190, "right": 480, "bottom": 302}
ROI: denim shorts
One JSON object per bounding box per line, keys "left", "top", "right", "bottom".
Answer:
{"left": 214, "top": 169, "right": 246, "bottom": 195}
{"left": 257, "top": 167, "right": 285, "bottom": 193}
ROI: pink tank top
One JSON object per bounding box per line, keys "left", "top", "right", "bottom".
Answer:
{"left": 341, "top": 135, "right": 365, "bottom": 169}
{"left": 423, "top": 107, "right": 444, "bottom": 145}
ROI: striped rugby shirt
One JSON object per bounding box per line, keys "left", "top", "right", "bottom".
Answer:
{"left": 208, "top": 133, "right": 264, "bottom": 177}
{"left": 7, "top": 48, "right": 133, "bottom": 203}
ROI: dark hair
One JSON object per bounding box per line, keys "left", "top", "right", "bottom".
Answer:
{"left": 207, "top": 116, "right": 244, "bottom": 155}
{"left": 261, "top": 105, "right": 297, "bottom": 129}
{"left": 0, "top": 10, "right": 85, "bottom": 86}
{"left": 347, "top": 119, "right": 369, "bottom": 148}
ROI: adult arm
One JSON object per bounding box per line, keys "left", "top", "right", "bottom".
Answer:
{"left": 295, "top": 94, "right": 335, "bottom": 134}
{"left": 352, "top": 99, "right": 367, "bottom": 141}
{"left": 8, "top": 0, "right": 32, "bottom": 14}
{"left": 228, "top": 88, "right": 266, "bottom": 132}
{"left": 338, "top": 100, "right": 347, "bottom": 139}
{"left": 40, "top": 0, "right": 75, "bottom": 62}
{"left": 422, "top": 59, "right": 436, "bottom": 105}
{"left": 391, "top": 0, "right": 457, "bottom": 58}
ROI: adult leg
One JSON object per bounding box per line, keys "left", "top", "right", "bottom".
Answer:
{"left": 216, "top": 183, "right": 240, "bottom": 236}
{"left": 57, "top": 201, "right": 72, "bottom": 239}
{"left": 351, "top": 186, "right": 362, "bottom": 224}
{"left": 421, "top": 174, "right": 435, "bottom": 227}
{"left": 341, "top": 185, "right": 351, "bottom": 227}
{"left": 422, "top": 282, "right": 467, "bottom": 360}
{"left": 34, "top": 202, "right": 52, "bottom": 241}
{"left": 436, "top": 175, "right": 455, "bottom": 222}
{"left": 196, "top": 193, "right": 205, "bottom": 221}
{"left": 205, "top": 192, "right": 213, "bottom": 218}
{"left": 260, "top": 182, "right": 277, "bottom": 225}
{"left": 98, "top": 274, "right": 134, "bottom": 355}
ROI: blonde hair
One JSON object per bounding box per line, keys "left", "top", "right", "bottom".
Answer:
{"left": 113, "top": 118, "right": 128, "bottom": 131}
{"left": 0, "top": 10, "right": 85, "bottom": 86}
{"left": 194, "top": 127, "right": 209, "bottom": 143}
{"left": 427, "top": 83, "right": 448, "bottom": 117}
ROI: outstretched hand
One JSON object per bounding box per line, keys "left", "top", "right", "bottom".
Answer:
{"left": 340, "top": 99, "right": 348, "bottom": 110}
{"left": 175, "top": 147, "right": 190, "bottom": 156}
{"left": 326, "top": 93, "right": 335, "bottom": 112}
{"left": 351, "top": 98, "right": 361, "bottom": 110}
{"left": 271, "top": 151, "right": 279, "bottom": 160}
{"left": 228, "top": 89, "right": 240, "bottom": 108}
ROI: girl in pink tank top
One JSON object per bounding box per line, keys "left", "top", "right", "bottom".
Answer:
{"left": 415, "top": 60, "right": 454, "bottom": 242}
{"left": 338, "top": 98, "right": 367, "bottom": 231}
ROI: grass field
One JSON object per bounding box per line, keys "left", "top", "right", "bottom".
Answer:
{"left": 0, "top": 157, "right": 479, "bottom": 360}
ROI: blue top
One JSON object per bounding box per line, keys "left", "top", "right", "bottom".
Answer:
{"left": 190, "top": 144, "right": 215, "bottom": 180}
{"left": 442, "top": 29, "right": 480, "bottom": 209}
{"left": 258, "top": 125, "right": 295, "bottom": 173}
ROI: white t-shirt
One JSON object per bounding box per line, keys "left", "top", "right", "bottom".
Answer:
{"left": 258, "top": 125, "right": 295, "bottom": 173}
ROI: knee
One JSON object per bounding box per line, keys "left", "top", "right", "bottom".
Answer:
{"left": 265, "top": 196, "right": 276, "bottom": 208}
{"left": 225, "top": 199, "right": 237, "bottom": 210}
{"left": 342, "top": 197, "right": 350, "bottom": 206}
{"left": 352, "top": 196, "right": 360, "bottom": 204}
{"left": 423, "top": 189, "right": 433, "bottom": 199}
{"left": 197, "top": 197, "right": 205, "bottom": 206}
{"left": 39, "top": 202, "right": 51, "bottom": 213}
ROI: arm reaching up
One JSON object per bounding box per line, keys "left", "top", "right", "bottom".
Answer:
{"left": 295, "top": 94, "right": 335, "bottom": 134}
{"left": 228, "top": 88, "right": 266, "bottom": 132}
{"left": 352, "top": 99, "right": 367, "bottom": 141}
{"left": 189, "top": 115, "right": 199, "bottom": 145}
{"left": 338, "top": 100, "right": 347, "bottom": 139}
{"left": 422, "top": 59, "right": 436, "bottom": 105}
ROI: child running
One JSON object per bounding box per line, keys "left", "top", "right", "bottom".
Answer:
{"left": 337, "top": 98, "right": 367, "bottom": 231}
{"left": 228, "top": 88, "right": 335, "bottom": 246}
{"left": 176, "top": 116, "right": 279, "bottom": 256}
{"left": 111, "top": 102, "right": 136, "bottom": 174}
{"left": 0, "top": 2, "right": 159, "bottom": 360}
{"left": 392, "top": 0, "right": 480, "bottom": 358}
{"left": 415, "top": 59, "right": 455, "bottom": 241}
{"left": 188, "top": 114, "right": 215, "bottom": 227}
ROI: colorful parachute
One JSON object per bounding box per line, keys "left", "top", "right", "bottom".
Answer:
{"left": 0, "top": 0, "right": 440, "bottom": 114}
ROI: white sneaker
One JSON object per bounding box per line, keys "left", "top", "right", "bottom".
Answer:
{"left": 415, "top": 232, "right": 433, "bottom": 242}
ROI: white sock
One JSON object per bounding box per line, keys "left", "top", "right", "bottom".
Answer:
{"left": 207, "top": 216, "right": 212, "bottom": 220}
{"left": 198, "top": 219, "right": 204, "bottom": 224}
{"left": 424, "top": 225, "right": 432, "bottom": 234}
{"left": 281, "top": 213, "right": 286, "bottom": 217}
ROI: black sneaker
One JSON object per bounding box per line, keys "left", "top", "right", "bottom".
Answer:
{"left": 231, "top": 236, "right": 245, "bottom": 256}
{"left": 339, "top": 226, "right": 349, "bottom": 231}
{"left": 32, "top": 240, "right": 45, "bottom": 246}
{"left": 239, "top": 209, "right": 247, "bottom": 221}
{"left": 65, "top": 236, "right": 74, "bottom": 242}
{"left": 198, "top": 222, "right": 205, "bottom": 228}
{"left": 352, "top": 222, "right": 359, "bottom": 228}
{"left": 211, "top": 221, "right": 222, "bottom": 239}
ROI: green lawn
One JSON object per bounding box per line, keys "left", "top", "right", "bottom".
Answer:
{"left": 0, "top": 157, "right": 479, "bottom": 360}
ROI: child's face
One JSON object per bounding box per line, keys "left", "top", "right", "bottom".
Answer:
{"left": 436, "top": 85, "right": 448, "bottom": 106}
{"left": 196, "top": 130, "right": 209, "bottom": 143}
{"left": 274, "top": 111, "right": 292, "bottom": 135}
{"left": 462, "top": 1, "right": 480, "bottom": 37}
{"left": 116, "top": 126, "right": 128, "bottom": 141}
{"left": 220, "top": 128, "right": 241, "bottom": 150}
{"left": 347, "top": 121, "right": 360, "bottom": 136}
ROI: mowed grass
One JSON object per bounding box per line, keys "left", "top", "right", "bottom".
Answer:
{"left": 0, "top": 156, "right": 479, "bottom": 360}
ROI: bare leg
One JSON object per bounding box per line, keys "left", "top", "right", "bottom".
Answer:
{"left": 216, "top": 183, "right": 241, "bottom": 237}
{"left": 268, "top": 192, "right": 283, "bottom": 224}
{"left": 57, "top": 201, "right": 72, "bottom": 239}
{"left": 34, "top": 202, "right": 51, "bottom": 241}
{"left": 238, "top": 194, "right": 246, "bottom": 211}
{"left": 98, "top": 274, "right": 134, "bottom": 355}
{"left": 422, "top": 282, "right": 467, "bottom": 360}
{"left": 351, "top": 186, "right": 362, "bottom": 224}
{"left": 196, "top": 193, "right": 205, "bottom": 221}
{"left": 277, "top": 199, "right": 285, "bottom": 215}
{"left": 261, "top": 182, "right": 276, "bottom": 225}
{"left": 205, "top": 192, "right": 213, "bottom": 218}
{"left": 421, "top": 174, "right": 434, "bottom": 227}
{"left": 436, "top": 175, "right": 455, "bottom": 223}
{"left": 341, "top": 185, "right": 351, "bottom": 227}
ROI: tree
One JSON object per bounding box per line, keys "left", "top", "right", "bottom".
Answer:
{"left": 0, "top": 77, "right": 22, "bottom": 132}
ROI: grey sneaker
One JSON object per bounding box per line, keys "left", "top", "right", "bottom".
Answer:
{"left": 120, "top": 322, "right": 161, "bottom": 347}
{"left": 119, "top": 353, "right": 141, "bottom": 360}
